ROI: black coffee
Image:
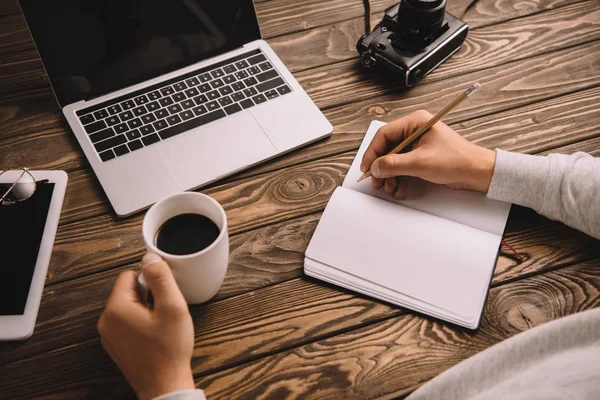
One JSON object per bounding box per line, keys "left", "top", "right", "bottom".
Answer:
{"left": 155, "top": 213, "right": 220, "bottom": 255}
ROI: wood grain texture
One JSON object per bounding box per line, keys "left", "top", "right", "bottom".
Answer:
{"left": 194, "top": 262, "right": 599, "bottom": 400}
{"left": 2, "top": 201, "right": 599, "bottom": 372}
{"left": 14, "top": 84, "right": 600, "bottom": 290}
{"left": 1, "top": 260, "right": 597, "bottom": 399}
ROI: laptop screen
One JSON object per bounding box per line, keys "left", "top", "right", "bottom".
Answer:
{"left": 19, "top": 0, "right": 262, "bottom": 107}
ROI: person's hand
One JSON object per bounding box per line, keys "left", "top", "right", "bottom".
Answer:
{"left": 98, "top": 253, "right": 195, "bottom": 400}
{"left": 360, "top": 110, "right": 496, "bottom": 199}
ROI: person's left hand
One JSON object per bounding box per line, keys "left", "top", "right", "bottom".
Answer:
{"left": 98, "top": 253, "right": 196, "bottom": 400}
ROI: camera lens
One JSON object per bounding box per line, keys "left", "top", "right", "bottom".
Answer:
{"left": 397, "top": 0, "right": 446, "bottom": 39}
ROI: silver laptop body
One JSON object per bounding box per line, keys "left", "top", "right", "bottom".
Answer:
{"left": 20, "top": 0, "right": 332, "bottom": 216}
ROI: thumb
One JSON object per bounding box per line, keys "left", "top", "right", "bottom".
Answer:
{"left": 371, "top": 152, "right": 423, "bottom": 179}
{"left": 141, "top": 253, "right": 187, "bottom": 313}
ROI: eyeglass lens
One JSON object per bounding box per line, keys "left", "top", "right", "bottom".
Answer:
{"left": 1, "top": 170, "right": 36, "bottom": 202}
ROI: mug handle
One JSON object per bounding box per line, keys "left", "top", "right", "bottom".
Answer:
{"left": 136, "top": 272, "right": 151, "bottom": 307}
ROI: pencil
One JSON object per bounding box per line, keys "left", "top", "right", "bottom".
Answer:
{"left": 358, "top": 82, "right": 481, "bottom": 183}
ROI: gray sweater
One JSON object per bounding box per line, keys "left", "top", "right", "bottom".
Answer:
{"left": 159, "top": 150, "right": 600, "bottom": 400}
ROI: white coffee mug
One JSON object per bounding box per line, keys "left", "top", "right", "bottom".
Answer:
{"left": 140, "top": 192, "right": 229, "bottom": 304}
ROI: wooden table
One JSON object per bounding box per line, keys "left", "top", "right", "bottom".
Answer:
{"left": 1, "top": 0, "right": 599, "bottom": 398}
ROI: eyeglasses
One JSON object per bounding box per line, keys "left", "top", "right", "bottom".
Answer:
{"left": 0, "top": 168, "right": 38, "bottom": 206}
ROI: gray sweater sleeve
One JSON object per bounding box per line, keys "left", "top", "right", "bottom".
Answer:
{"left": 487, "top": 150, "right": 600, "bottom": 239}
{"left": 153, "top": 389, "right": 206, "bottom": 400}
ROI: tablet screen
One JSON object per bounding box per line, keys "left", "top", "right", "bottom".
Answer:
{"left": 0, "top": 183, "right": 55, "bottom": 315}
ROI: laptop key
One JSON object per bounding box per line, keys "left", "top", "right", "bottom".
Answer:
{"left": 124, "top": 128, "right": 140, "bottom": 140}
{"left": 199, "top": 83, "right": 211, "bottom": 93}
{"left": 223, "top": 75, "right": 236, "bottom": 85}
{"left": 206, "top": 101, "right": 219, "bottom": 111}
{"left": 120, "top": 111, "right": 134, "bottom": 121}
{"left": 128, "top": 118, "right": 142, "bottom": 129}
{"left": 158, "top": 109, "right": 226, "bottom": 140}
{"left": 253, "top": 94, "right": 267, "bottom": 104}
{"left": 167, "top": 115, "right": 182, "bottom": 125}
{"left": 277, "top": 85, "right": 292, "bottom": 95}
{"left": 95, "top": 134, "right": 126, "bottom": 153}
{"left": 207, "top": 90, "right": 220, "bottom": 100}
{"left": 218, "top": 96, "right": 233, "bottom": 107}
{"left": 93, "top": 109, "right": 109, "bottom": 120}
{"left": 235, "top": 60, "right": 249, "bottom": 69}
{"left": 256, "top": 77, "right": 285, "bottom": 93}
{"left": 210, "top": 68, "right": 224, "bottom": 79}
{"left": 235, "top": 70, "right": 249, "bottom": 80}
{"left": 141, "top": 114, "right": 156, "bottom": 124}
{"left": 90, "top": 127, "right": 115, "bottom": 143}
{"left": 84, "top": 120, "right": 107, "bottom": 134}
{"left": 232, "top": 82, "right": 245, "bottom": 91}
{"left": 80, "top": 114, "right": 95, "bottom": 125}
{"left": 223, "top": 64, "right": 236, "bottom": 74}
{"left": 173, "top": 82, "right": 187, "bottom": 91}
{"left": 219, "top": 86, "right": 233, "bottom": 96}
{"left": 153, "top": 119, "right": 168, "bottom": 130}
{"left": 182, "top": 100, "right": 194, "bottom": 109}
{"left": 243, "top": 77, "right": 258, "bottom": 87}
{"left": 256, "top": 70, "right": 278, "bottom": 83}
{"left": 248, "top": 66, "right": 261, "bottom": 75}
{"left": 231, "top": 92, "right": 245, "bottom": 102}
{"left": 240, "top": 98, "right": 254, "bottom": 109}
{"left": 265, "top": 90, "right": 279, "bottom": 100}
{"left": 210, "top": 79, "right": 224, "bottom": 89}
{"left": 224, "top": 103, "right": 242, "bottom": 115}
{"left": 106, "top": 116, "right": 120, "bottom": 126}
{"left": 180, "top": 110, "right": 194, "bottom": 121}
{"left": 99, "top": 149, "right": 115, "bottom": 162}
{"left": 114, "top": 144, "right": 130, "bottom": 156}
{"left": 248, "top": 54, "right": 267, "bottom": 65}
{"left": 147, "top": 101, "right": 160, "bottom": 111}
{"left": 155, "top": 109, "right": 169, "bottom": 119}
{"left": 243, "top": 87, "right": 258, "bottom": 97}
{"left": 198, "top": 73, "right": 211, "bottom": 83}
{"left": 161, "top": 86, "right": 175, "bottom": 96}
{"left": 121, "top": 100, "right": 136, "bottom": 110}
{"left": 134, "top": 95, "right": 149, "bottom": 105}
{"left": 128, "top": 139, "right": 144, "bottom": 151}
{"left": 159, "top": 97, "right": 174, "bottom": 107}
{"left": 168, "top": 104, "right": 183, "bottom": 114}
{"left": 148, "top": 90, "right": 162, "bottom": 100}
{"left": 133, "top": 105, "right": 147, "bottom": 116}
{"left": 193, "top": 95, "right": 208, "bottom": 105}
{"left": 259, "top": 62, "right": 273, "bottom": 71}
{"left": 185, "top": 77, "right": 200, "bottom": 87}
{"left": 185, "top": 87, "right": 199, "bottom": 98}
{"left": 108, "top": 104, "right": 123, "bottom": 115}
{"left": 142, "top": 133, "right": 160, "bottom": 146}
{"left": 140, "top": 125, "right": 155, "bottom": 136}
{"left": 115, "top": 122, "right": 129, "bottom": 134}
{"left": 172, "top": 92, "right": 186, "bottom": 102}
{"left": 193, "top": 105, "right": 207, "bottom": 116}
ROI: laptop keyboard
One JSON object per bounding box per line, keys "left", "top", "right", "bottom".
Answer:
{"left": 75, "top": 49, "right": 293, "bottom": 162}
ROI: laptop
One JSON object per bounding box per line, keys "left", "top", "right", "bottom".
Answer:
{"left": 19, "top": 0, "right": 333, "bottom": 216}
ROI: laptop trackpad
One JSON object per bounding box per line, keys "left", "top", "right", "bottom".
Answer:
{"left": 158, "top": 112, "right": 277, "bottom": 189}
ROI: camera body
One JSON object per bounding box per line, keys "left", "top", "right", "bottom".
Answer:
{"left": 357, "top": 0, "right": 468, "bottom": 87}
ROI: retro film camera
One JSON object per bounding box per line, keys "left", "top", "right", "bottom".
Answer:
{"left": 357, "top": 0, "right": 468, "bottom": 87}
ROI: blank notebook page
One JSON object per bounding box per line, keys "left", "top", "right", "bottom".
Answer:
{"left": 305, "top": 187, "right": 502, "bottom": 320}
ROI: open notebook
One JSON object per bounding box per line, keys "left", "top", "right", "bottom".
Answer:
{"left": 305, "top": 121, "right": 512, "bottom": 329}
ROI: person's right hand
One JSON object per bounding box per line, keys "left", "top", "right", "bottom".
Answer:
{"left": 360, "top": 110, "right": 497, "bottom": 199}
{"left": 98, "top": 253, "right": 195, "bottom": 400}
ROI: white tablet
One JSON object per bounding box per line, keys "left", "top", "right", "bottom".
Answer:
{"left": 0, "top": 170, "right": 67, "bottom": 340}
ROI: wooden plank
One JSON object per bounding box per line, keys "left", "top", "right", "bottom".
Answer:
{"left": 13, "top": 84, "right": 600, "bottom": 289}
{"left": 1, "top": 259, "right": 596, "bottom": 399}
{"left": 2, "top": 197, "right": 599, "bottom": 368}
{"left": 193, "top": 262, "right": 600, "bottom": 400}
{"left": 539, "top": 136, "right": 600, "bottom": 157}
